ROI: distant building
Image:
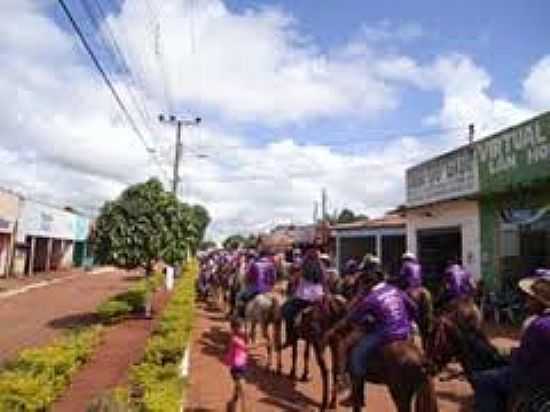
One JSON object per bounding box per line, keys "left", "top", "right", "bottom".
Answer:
{"left": 330, "top": 214, "right": 406, "bottom": 276}
{"left": 0, "top": 189, "right": 21, "bottom": 276}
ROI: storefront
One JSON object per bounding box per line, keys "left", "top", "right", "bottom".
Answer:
{"left": 72, "top": 214, "right": 91, "bottom": 267}
{"left": 477, "top": 112, "right": 550, "bottom": 289}
{"left": 19, "top": 200, "right": 77, "bottom": 275}
{"left": 405, "top": 144, "right": 481, "bottom": 281}
{"left": 332, "top": 215, "right": 406, "bottom": 276}
{"left": 0, "top": 189, "right": 21, "bottom": 276}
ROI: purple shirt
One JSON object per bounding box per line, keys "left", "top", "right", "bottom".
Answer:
{"left": 443, "top": 264, "right": 474, "bottom": 299}
{"left": 349, "top": 282, "right": 416, "bottom": 344}
{"left": 246, "top": 257, "right": 277, "bottom": 294}
{"left": 399, "top": 261, "right": 423, "bottom": 289}
{"left": 512, "top": 311, "right": 550, "bottom": 386}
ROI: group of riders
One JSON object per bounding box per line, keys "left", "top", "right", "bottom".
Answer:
{"left": 197, "top": 244, "right": 550, "bottom": 411}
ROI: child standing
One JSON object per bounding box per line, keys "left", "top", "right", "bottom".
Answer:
{"left": 225, "top": 318, "right": 248, "bottom": 412}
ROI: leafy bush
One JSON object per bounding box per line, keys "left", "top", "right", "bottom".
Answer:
{"left": 97, "top": 300, "right": 133, "bottom": 324}
{"left": 128, "top": 262, "right": 197, "bottom": 412}
{"left": 0, "top": 327, "right": 102, "bottom": 411}
{"left": 86, "top": 388, "right": 131, "bottom": 412}
{"left": 95, "top": 271, "right": 164, "bottom": 323}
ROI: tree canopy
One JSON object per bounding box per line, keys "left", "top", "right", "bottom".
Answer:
{"left": 335, "top": 208, "right": 368, "bottom": 224}
{"left": 94, "top": 178, "right": 210, "bottom": 272}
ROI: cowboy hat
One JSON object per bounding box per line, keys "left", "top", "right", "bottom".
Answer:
{"left": 402, "top": 251, "right": 416, "bottom": 260}
{"left": 519, "top": 276, "right": 550, "bottom": 308}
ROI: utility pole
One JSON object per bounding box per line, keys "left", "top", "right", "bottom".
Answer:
{"left": 158, "top": 114, "right": 201, "bottom": 194}
{"left": 321, "top": 188, "right": 327, "bottom": 222}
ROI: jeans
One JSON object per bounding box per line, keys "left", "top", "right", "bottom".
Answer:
{"left": 472, "top": 366, "right": 514, "bottom": 412}
{"left": 282, "top": 298, "right": 310, "bottom": 342}
{"left": 348, "top": 331, "right": 384, "bottom": 379}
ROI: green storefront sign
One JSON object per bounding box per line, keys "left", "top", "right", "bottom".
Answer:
{"left": 477, "top": 112, "right": 550, "bottom": 193}
{"left": 476, "top": 112, "right": 550, "bottom": 288}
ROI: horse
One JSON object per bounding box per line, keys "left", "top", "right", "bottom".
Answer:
{"left": 289, "top": 294, "right": 438, "bottom": 412}
{"left": 426, "top": 314, "right": 550, "bottom": 412}
{"left": 243, "top": 282, "right": 286, "bottom": 373}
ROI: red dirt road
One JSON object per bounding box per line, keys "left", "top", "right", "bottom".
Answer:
{"left": 0, "top": 269, "right": 140, "bottom": 363}
{"left": 186, "top": 302, "right": 518, "bottom": 412}
{"left": 52, "top": 289, "right": 171, "bottom": 412}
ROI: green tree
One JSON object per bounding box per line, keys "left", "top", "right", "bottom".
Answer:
{"left": 94, "top": 178, "right": 208, "bottom": 273}
{"left": 199, "top": 240, "right": 217, "bottom": 251}
{"left": 223, "top": 234, "right": 246, "bottom": 250}
{"left": 336, "top": 208, "right": 369, "bottom": 224}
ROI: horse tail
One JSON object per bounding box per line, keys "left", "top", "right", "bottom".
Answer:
{"left": 414, "top": 377, "right": 439, "bottom": 412}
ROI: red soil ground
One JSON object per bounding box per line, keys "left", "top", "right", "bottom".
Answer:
{"left": 52, "top": 289, "right": 171, "bottom": 412}
{"left": 0, "top": 268, "right": 141, "bottom": 364}
{"left": 186, "top": 302, "right": 519, "bottom": 412}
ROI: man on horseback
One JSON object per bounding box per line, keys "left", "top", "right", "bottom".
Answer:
{"left": 325, "top": 259, "right": 417, "bottom": 406}
{"left": 236, "top": 248, "right": 277, "bottom": 318}
{"left": 395, "top": 251, "right": 434, "bottom": 340}
{"left": 281, "top": 244, "right": 326, "bottom": 348}
{"left": 472, "top": 275, "right": 550, "bottom": 412}
{"left": 438, "top": 258, "right": 476, "bottom": 309}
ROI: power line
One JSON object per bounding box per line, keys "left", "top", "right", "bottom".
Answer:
{"left": 57, "top": 0, "right": 169, "bottom": 183}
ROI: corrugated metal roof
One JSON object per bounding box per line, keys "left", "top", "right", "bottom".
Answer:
{"left": 330, "top": 214, "right": 405, "bottom": 231}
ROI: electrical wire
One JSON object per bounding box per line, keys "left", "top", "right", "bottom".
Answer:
{"left": 57, "top": 0, "right": 170, "bottom": 184}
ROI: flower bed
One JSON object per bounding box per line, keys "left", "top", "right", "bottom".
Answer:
{"left": 88, "top": 262, "right": 198, "bottom": 412}
{"left": 0, "top": 326, "right": 102, "bottom": 411}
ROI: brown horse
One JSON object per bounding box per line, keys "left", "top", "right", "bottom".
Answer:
{"left": 348, "top": 340, "right": 439, "bottom": 412}
{"left": 426, "top": 314, "right": 550, "bottom": 412}
{"left": 290, "top": 294, "right": 438, "bottom": 412}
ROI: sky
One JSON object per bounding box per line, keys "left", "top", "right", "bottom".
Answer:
{"left": 1, "top": 0, "right": 550, "bottom": 241}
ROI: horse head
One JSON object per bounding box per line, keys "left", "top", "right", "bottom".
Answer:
{"left": 426, "top": 315, "right": 508, "bottom": 381}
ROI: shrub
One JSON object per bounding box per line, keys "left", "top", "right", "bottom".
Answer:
{"left": 97, "top": 300, "right": 133, "bottom": 324}
{"left": 0, "top": 327, "right": 102, "bottom": 412}
{"left": 95, "top": 271, "right": 164, "bottom": 323}
{"left": 128, "top": 262, "right": 197, "bottom": 412}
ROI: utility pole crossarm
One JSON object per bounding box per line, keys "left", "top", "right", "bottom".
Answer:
{"left": 158, "top": 114, "right": 201, "bottom": 195}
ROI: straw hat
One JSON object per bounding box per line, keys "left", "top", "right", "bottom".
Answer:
{"left": 519, "top": 276, "right": 550, "bottom": 308}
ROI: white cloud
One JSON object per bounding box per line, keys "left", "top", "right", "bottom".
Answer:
{"left": 105, "top": 0, "right": 400, "bottom": 123}
{"left": 523, "top": 55, "right": 550, "bottom": 110}
{"left": 0, "top": 0, "right": 548, "bottom": 242}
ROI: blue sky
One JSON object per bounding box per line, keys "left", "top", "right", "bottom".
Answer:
{"left": 2, "top": 0, "right": 550, "bottom": 239}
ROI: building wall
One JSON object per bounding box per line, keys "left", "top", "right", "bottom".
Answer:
{"left": 480, "top": 187, "right": 550, "bottom": 288}
{"left": 406, "top": 200, "right": 481, "bottom": 279}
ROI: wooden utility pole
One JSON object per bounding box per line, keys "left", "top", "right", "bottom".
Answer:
{"left": 158, "top": 114, "right": 201, "bottom": 194}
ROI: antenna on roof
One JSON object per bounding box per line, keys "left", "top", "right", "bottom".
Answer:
{"left": 468, "top": 124, "right": 475, "bottom": 144}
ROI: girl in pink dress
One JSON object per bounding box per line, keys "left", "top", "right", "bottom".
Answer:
{"left": 225, "top": 317, "right": 248, "bottom": 412}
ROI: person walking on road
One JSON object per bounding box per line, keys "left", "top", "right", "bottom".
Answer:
{"left": 225, "top": 317, "right": 249, "bottom": 412}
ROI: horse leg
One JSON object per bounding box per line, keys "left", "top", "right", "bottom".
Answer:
{"left": 274, "top": 320, "right": 283, "bottom": 374}
{"left": 263, "top": 322, "right": 271, "bottom": 370}
{"left": 290, "top": 341, "right": 298, "bottom": 380}
{"left": 351, "top": 378, "right": 364, "bottom": 412}
{"left": 329, "top": 343, "right": 338, "bottom": 410}
{"left": 313, "top": 342, "right": 329, "bottom": 410}
{"left": 301, "top": 341, "right": 311, "bottom": 382}
{"left": 389, "top": 385, "right": 413, "bottom": 412}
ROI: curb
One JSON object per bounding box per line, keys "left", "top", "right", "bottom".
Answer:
{"left": 0, "top": 266, "right": 116, "bottom": 301}
{"left": 179, "top": 344, "right": 191, "bottom": 412}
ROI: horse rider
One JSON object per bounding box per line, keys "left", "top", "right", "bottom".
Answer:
{"left": 281, "top": 244, "right": 326, "bottom": 348}
{"left": 471, "top": 275, "right": 550, "bottom": 412}
{"left": 236, "top": 248, "right": 277, "bottom": 317}
{"left": 324, "top": 257, "right": 417, "bottom": 406}
{"left": 438, "top": 258, "right": 476, "bottom": 309}
{"left": 397, "top": 251, "right": 423, "bottom": 291}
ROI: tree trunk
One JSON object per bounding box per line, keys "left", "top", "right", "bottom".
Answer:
{"left": 144, "top": 262, "right": 153, "bottom": 318}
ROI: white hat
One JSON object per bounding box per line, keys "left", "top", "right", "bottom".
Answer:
{"left": 519, "top": 276, "right": 550, "bottom": 308}
{"left": 319, "top": 253, "right": 331, "bottom": 261}
{"left": 402, "top": 251, "right": 416, "bottom": 260}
